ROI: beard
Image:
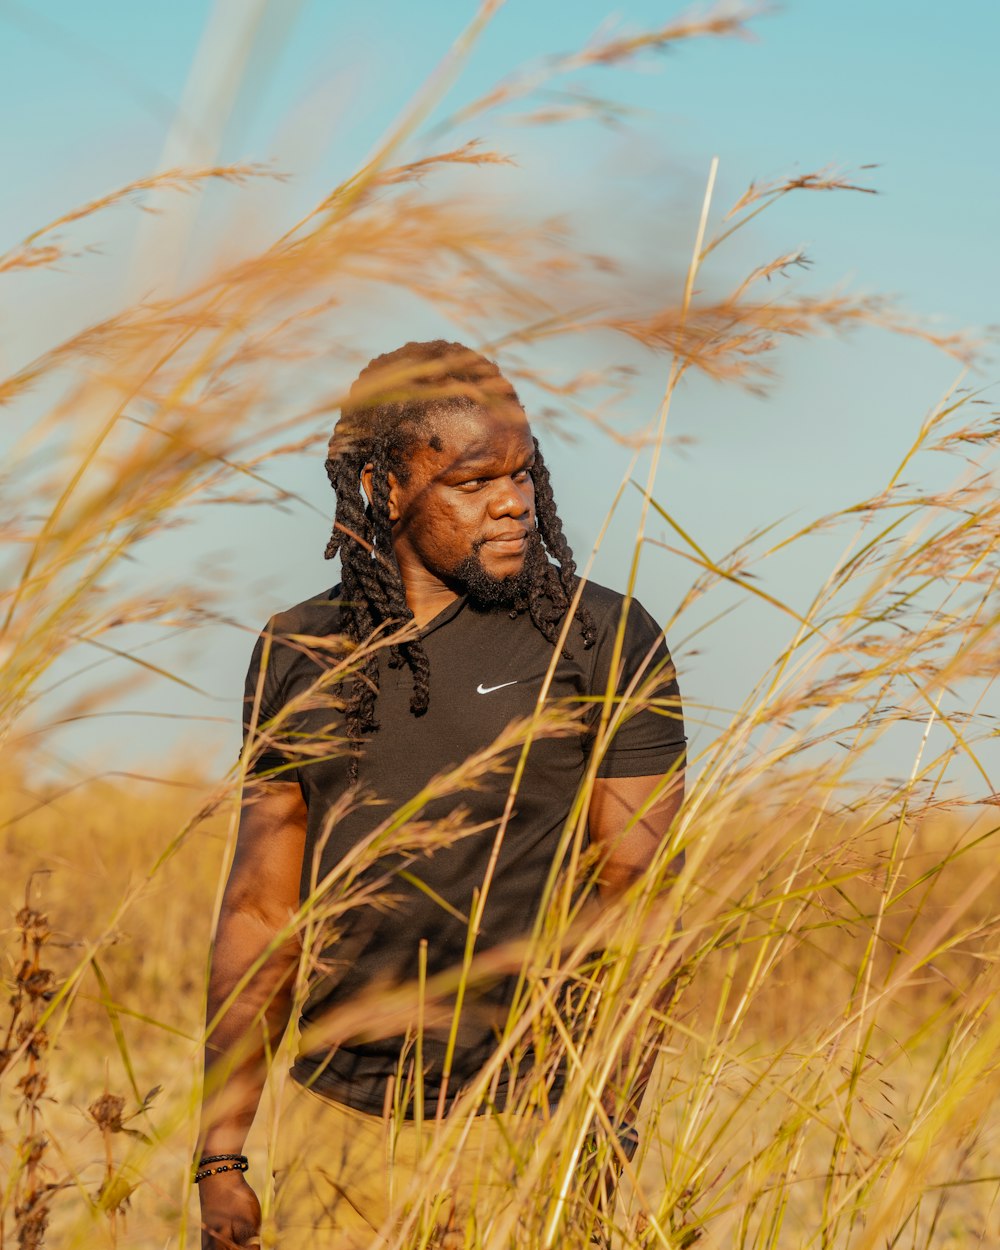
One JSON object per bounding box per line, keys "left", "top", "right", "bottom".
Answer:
{"left": 451, "top": 531, "right": 545, "bottom": 609}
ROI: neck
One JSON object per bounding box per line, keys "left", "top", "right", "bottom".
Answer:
{"left": 408, "top": 586, "right": 460, "bottom": 627}
{"left": 396, "top": 557, "right": 461, "bottom": 627}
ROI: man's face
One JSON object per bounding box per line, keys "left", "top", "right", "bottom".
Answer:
{"left": 386, "top": 403, "right": 537, "bottom": 605}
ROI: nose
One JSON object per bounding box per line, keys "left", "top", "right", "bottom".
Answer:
{"left": 488, "top": 474, "right": 533, "bottom": 521}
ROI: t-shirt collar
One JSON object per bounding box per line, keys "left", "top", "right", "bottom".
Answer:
{"left": 419, "top": 593, "right": 468, "bottom": 639}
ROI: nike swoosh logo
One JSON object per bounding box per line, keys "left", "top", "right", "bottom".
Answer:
{"left": 476, "top": 680, "right": 518, "bottom": 695}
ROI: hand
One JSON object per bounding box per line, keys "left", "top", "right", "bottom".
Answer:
{"left": 199, "top": 1172, "right": 262, "bottom": 1248}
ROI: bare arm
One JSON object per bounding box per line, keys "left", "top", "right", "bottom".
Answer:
{"left": 198, "top": 780, "right": 307, "bottom": 1248}
{"left": 587, "top": 769, "right": 685, "bottom": 1125}
{"left": 588, "top": 770, "right": 684, "bottom": 899}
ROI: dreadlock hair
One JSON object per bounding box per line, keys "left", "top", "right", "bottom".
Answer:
{"left": 324, "top": 340, "right": 595, "bottom": 776}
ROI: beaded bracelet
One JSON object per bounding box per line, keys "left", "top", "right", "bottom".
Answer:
{"left": 194, "top": 1154, "right": 249, "bottom": 1183}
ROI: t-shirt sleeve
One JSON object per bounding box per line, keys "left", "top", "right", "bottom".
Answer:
{"left": 588, "top": 595, "right": 686, "bottom": 779}
{"left": 241, "top": 620, "right": 299, "bottom": 780}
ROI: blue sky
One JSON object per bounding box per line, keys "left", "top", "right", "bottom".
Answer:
{"left": 2, "top": 1, "right": 998, "bottom": 789}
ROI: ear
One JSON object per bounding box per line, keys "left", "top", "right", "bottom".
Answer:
{"left": 360, "top": 463, "right": 401, "bottom": 523}
{"left": 360, "top": 462, "right": 374, "bottom": 507}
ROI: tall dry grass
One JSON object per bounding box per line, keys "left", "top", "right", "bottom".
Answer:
{"left": 2, "top": 3, "right": 999, "bottom": 1247}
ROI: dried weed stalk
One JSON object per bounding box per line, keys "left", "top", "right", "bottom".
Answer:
{"left": 1, "top": 886, "right": 58, "bottom": 1250}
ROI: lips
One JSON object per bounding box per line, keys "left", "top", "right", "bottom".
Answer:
{"left": 481, "top": 530, "right": 528, "bottom": 548}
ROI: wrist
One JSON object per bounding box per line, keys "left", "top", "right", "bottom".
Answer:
{"left": 614, "top": 1122, "right": 640, "bottom": 1161}
{"left": 197, "top": 1130, "right": 249, "bottom": 1156}
{"left": 194, "top": 1152, "right": 249, "bottom": 1184}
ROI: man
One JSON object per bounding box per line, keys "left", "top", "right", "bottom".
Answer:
{"left": 197, "top": 341, "right": 686, "bottom": 1248}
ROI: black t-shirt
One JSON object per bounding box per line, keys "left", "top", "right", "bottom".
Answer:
{"left": 242, "top": 579, "right": 685, "bottom": 1115}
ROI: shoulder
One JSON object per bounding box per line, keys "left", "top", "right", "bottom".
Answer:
{"left": 247, "top": 586, "right": 345, "bottom": 681}
{"left": 265, "top": 585, "right": 345, "bottom": 639}
{"left": 577, "top": 580, "right": 630, "bottom": 617}
{"left": 576, "top": 580, "right": 661, "bottom": 634}
{"left": 573, "top": 581, "right": 675, "bottom": 689}
{"left": 245, "top": 586, "right": 347, "bottom": 700}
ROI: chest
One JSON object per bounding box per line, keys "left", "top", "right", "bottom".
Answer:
{"left": 284, "top": 612, "right": 594, "bottom": 806}
{"left": 376, "top": 619, "right": 589, "bottom": 787}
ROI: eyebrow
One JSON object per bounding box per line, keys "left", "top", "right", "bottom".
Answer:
{"left": 440, "top": 447, "right": 536, "bottom": 477}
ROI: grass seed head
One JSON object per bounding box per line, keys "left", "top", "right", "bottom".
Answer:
{"left": 87, "top": 1092, "right": 126, "bottom": 1134}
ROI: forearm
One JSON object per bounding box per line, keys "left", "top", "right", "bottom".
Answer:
{"left": 594, "top": 923, "right": 676, "bottom": 1126}
{"left": 596, "top": 846, "right": 685, "bottom": 1124}
{"left": 199, "top": 906, "right": 299, "bottom": 1155}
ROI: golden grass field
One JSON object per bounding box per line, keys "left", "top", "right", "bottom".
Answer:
{"left": 2, "top": 5, "right": 999, "bottom": 1247}
{"left": 2, "top": 767, "right": 998, "bottom": 1248}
